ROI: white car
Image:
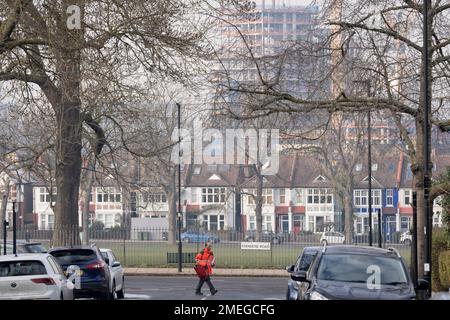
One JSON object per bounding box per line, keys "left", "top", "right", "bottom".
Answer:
{"left": 0, "top": 254, "right": 74, "bottom": 300}
{"left": 400, "top": 231, "right": 412, "bottom": 245}
{"left": 320, "top": 231, "right": 345, "bottom": 245}
{"left": 100, "top": 249, "right": 125, "bottom": 299}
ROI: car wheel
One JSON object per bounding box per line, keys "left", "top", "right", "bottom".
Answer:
{"left": 272, "top": 237, "right": 280, "bottom": 245}
{"left": 286, "top": 288, "right": 291, "bottom": 300}
{"left": 404, "top": 239, "right": 412, "bottom": 246}
{"left": 321, "top": 240, "right": 328, "bottom": 246}
{"left": 117, "top": 278, "right": 125, "bottom": 299}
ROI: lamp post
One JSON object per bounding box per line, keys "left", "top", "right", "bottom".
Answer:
{"left": 367, "top": 107, "right": 373, "bottom": 247}
{"left": 353, "top": 80, "right": 373, "bottom": 246}
{"left": 176, "top": 103, "right": 183, "bottom": 273}
{"left": 422, "top": 0, "right": 432, "bottom": 293}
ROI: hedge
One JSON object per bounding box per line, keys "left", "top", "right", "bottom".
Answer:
{"left": 439, "top": 250, "right": 450, "bottom": 289}
{"left": 432, "top": 228, "right": 448, "bottom": 292}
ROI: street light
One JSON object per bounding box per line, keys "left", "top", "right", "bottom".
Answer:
{"left": 422, "top": 0, "right": 432, "bottom": 293}
{"left": 367, "top": 103, "right": 373, "bottom": 247}
{"left": 353, "top": 80, "right": 373, "bottom": 246}
{"left": 176, "top": 102, "right": 183, "bottom": 273}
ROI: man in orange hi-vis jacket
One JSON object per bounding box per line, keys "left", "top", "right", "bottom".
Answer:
{"left": 194, "top": 241, "right": 218, "bottom": 296}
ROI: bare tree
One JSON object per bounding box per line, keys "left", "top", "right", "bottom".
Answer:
{"left": 0, "top": 0, "right": 247, "bottom": 245}
{"left": 213, "top": 0, "right": 450, "bottom": 279}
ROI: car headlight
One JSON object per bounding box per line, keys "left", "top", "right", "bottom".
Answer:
{"left": 309, "top": 291, "right": 329, "bottom": 300}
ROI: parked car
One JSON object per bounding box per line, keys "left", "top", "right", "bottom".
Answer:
{"left": 286, "top": 246, "right": 320, "bottom": 300}
{"left": 291, "top": 245, "right": 429, "bottom": 300}
{"left": 48, "top": 245, "right": 113, "bottom": 300}
{"left": 244, "top": 231, "right": 284, "bottom": 244}
{"left": 100, "top": 248, "right": 125, "bottom": 299}
{"left": 180, "top": 231, "right": 220, "bottom": 244}
{"left": 400, "top": 231, "right": 412, "bottom": 245}
{"left": 0, "top": 253, "right": 74, "bottom": 300}
{"left": 0, "top": 241, "right": 47, "bottom": 255}
{"left": 320, "top": 231, "right": 345, "bottom": 245}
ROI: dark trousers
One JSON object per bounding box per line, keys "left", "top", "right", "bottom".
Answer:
{"left": 195, "top": 276, "right": 216, "bottom": 293}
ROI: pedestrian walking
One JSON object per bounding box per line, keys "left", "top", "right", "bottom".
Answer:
{"left": 194, "top": 241, "right": 218, "bottom": 296}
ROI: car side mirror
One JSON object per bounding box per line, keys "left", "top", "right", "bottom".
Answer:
{"left": 291, "top": 270, "right": 307, "bottom": 282}
{"left": 104, "top": 257, "right": 110, "bottom": 265}
{"left": 112, "top": 261, "right": 121, "bottom": 268}
{"left": 416, "top": 279, "right": 430, "bottom": 291}
{"left": 286, "top": 265, "right": 295, "bottom": 273}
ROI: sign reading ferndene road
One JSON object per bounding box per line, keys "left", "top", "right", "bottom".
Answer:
{"left": 241, "top": 242, "right": 271, "bottom": 250}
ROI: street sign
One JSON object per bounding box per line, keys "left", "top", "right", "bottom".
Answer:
{"left": 240, "top": 242, "right": 271, "bottom": 250}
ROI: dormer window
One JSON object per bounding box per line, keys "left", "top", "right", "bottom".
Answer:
{"left": 314, "top": 175, "right": 326, "bottom": 182}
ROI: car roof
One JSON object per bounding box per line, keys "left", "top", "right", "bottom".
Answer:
{"left": 321, "top": 245, "right": 400, "bottom": 257}
{"left": 0, "top": 253, "right": 52, "bottom": 261}
{"left": 48, "top": 245, "right": 97, "bottom": 252}
{"left": 302, "top": 246, "right": 321, "bottom": 254}
{"left": 5, "top": 240, "right": 42, "bottom": 245}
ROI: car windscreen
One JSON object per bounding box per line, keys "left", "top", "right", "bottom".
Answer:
{"left": 317, "top": 254, "right": 408, "bottom": 285}
{"left": 297, "top": 253, "right": 316, "bottom": 271}
{"left": 0, "top": 261, "right": 47, "bottom": 277}
{"left": 50, "top": 249, "right": 97, "bottom": 265}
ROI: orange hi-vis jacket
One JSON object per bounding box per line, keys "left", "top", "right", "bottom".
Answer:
{"left": 195, "top": 248, "right": 215, "bottom": 275}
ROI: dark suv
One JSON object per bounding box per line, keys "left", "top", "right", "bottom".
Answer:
{"left": 286, "top": 246, "right": 320, "bottom": 300}
{"left": 48, "top": 245, "right": 112, "bottom": 299}
{"left": 290, "top": 245, "right": 429, "bottom": 300}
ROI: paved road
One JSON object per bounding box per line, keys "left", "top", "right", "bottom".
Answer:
{"left": 124, "top": 276, "right": 287, "bottom": 300}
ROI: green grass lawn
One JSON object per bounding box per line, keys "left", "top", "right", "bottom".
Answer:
{"left": 34, "top": 239, "right": 412, "bottom": 269}
{"left": 89, "top": 240, "right": 413, "bottom": 269}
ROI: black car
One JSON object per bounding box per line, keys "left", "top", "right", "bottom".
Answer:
{"left": 48, "top": 245, "right": 113, "bottom": 299}
{"left": 286, "top": 246, "right": 320, "bottom": 300}
{"left": 1, "top": 240, "right": 47, "bottom": 254}
{"left": 290, "top": 245, "right": 429, "bottom": 300}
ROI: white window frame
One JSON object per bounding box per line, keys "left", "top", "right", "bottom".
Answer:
{"left": 307, "top": 188, "right": 333, "bottom": 205}
{"left": 404, "top": 190, "right": 411, "bottom": 206}
{"left": 191, "top": 188, "right": 198, "bottom": 203}
{"left": 295, "top": 189, "right": 304, "bottom": 205}
{"left": 96, "top": 187, "right": 121, "bottom": 203}
{"left": 354, "top": 190, "right": 381, "bottom": 207}
{"left": 263, "top": 215, "right": 273, "bottom": 231}
{"left": 39, "top": 187, "right": 56, "bottom": 203}
{"left": 249, "top": 216, "right": 256, "bottom": 231}
{"left": 279, "top": 189, "right": 286, "bottom": 204}
{"left": 202, "top": 188, "right": 226, "bottom": 204}
{"left": 247, "top": 189, "right": 273, "bottom": 205}
{"left": 386, "top": 189, "right": 394, "bottom": 207}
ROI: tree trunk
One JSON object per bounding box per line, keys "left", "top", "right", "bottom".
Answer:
{"left": 0, "top": 179, "right": 11, "bottom": 240}
{"left": 343, "top": 190, "right": 353, "bottom": 244}
{"left": 80, "top": 158, "right": 95, "bottom": 245}
{"left": 51, "top": 6, "right": 84, "bottom": 246}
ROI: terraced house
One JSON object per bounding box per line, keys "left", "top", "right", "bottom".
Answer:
{"left": 10, "top": 145, "right": 448, "bottom": 236}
